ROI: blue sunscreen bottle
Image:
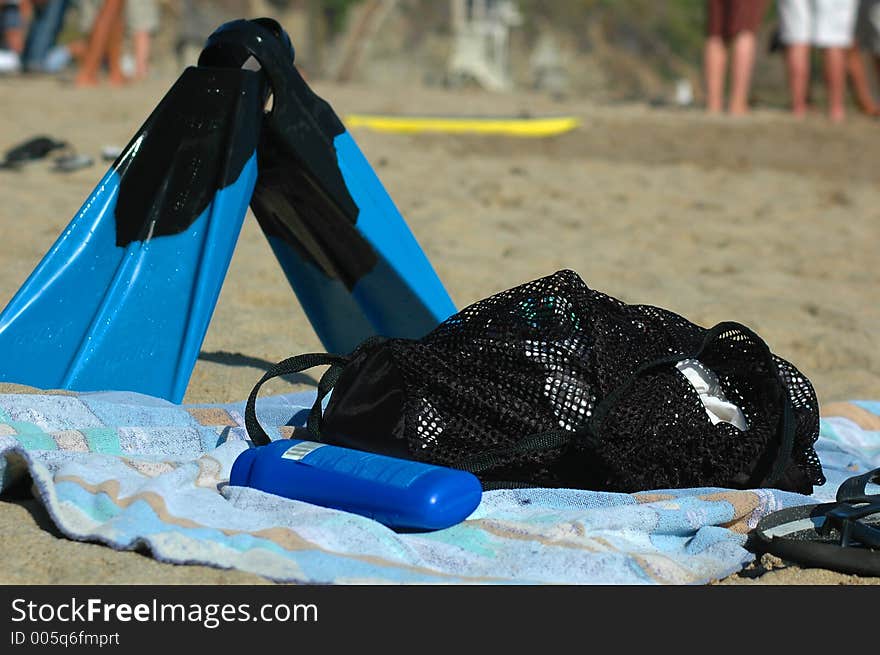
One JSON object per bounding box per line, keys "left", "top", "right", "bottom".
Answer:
{"left": 229, "top": 439, "right": 483, "bottom": 531}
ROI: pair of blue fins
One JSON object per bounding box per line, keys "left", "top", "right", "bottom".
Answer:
{"left": 0, "top": 18, "right": 457, "bottom": 403}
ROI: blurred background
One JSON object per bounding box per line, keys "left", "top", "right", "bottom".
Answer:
{"left": 3, "top": 0, "right": 875, "bottom": 108}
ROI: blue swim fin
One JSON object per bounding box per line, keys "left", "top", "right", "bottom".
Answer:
{"left": 201, "top": 19, "right": 457, "bottom": 355}
{"left": 0, "top": 65, "right": 265, "bottom": 402}
{"left": 0, "top": 18, "right": 455, "bottom": 403}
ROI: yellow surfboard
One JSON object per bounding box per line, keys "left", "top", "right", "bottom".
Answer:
{"left": 345, "top": 114, "right": 581, "bottom": 137}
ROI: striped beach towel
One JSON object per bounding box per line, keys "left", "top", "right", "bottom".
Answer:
{"left": 0, "top": 391, "right": 877, "bottom": 584}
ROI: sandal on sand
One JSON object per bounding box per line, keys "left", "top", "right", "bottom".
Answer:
{"left": 52, "top": 153, "right": 95, "bottom": 173}
{"left": 749, "top": 468, "right": 880, "bottom": 577}
{"left": 0, "top": 136, "right": 68, "bottom": 170}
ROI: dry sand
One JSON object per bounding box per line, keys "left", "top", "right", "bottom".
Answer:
{"left": 0, "top": 73, "right": 878, "bottom": 584}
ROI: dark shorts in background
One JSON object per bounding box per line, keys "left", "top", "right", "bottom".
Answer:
{"left": 1, "top": 4, "right": 23, "bottom": 31}
{"left": 707, "top": 0, "right": 769, "bottom": 41}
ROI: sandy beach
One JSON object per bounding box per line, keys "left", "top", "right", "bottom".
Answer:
{"left": 0, "top": 72, "right": 878, "bottom": 584}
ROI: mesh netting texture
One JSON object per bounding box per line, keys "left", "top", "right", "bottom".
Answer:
{"left": 319, "top": 269, "right": 824, "bottom": 494}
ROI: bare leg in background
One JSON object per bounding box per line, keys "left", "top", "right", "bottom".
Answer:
{"left": 728, "top": 29, "right": 758, "bottom": 114}
{"left": 823, "top": 46, "right": 848, "bottom": 121}
{"left": 785, "top": 42, "right": 811, "bottom": 118}
{"left": 704, "top": 34, "right": 728, "bottom": 113}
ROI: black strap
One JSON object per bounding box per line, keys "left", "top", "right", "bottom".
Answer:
{"left": 244, "top": 336, "right": 388, "bottom": 446}
{"left": 837, "top": 467, "right": 880, "bottom": 503}
{"left": 244, "top": 352, "right": 350, "bottom": 446}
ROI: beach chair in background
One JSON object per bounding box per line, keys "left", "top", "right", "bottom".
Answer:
{"left": 0, "top": 18, "right": 456, "bottom": 403}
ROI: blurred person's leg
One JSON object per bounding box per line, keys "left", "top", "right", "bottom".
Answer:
{"left": 105, "top": 0, "right": 124, "bottom": 85}
{"left": 21, "top": 0, "right": 70, "bottom": 72}
{"left": 2, "top": 2, "right": 25, "bottom": 53}
{"left": 778, "top": 0, "right": 812, "bottom": 116}
{"left": 67, "top": 0, "right": 99, "bottom": 62}
{"left": 126, "top": 0, "right": 159, "bottom": 80}
{"left": 727, "top": 0, "right": 769, "bottom": 114}
{"left": 814, "top": 0, "right": 859, "bottom": 121}
{"left": 729, "top": 30, "right": 757, "bottom": 113}
{"left": 822, "top": 46, "right": 848, "bottom": 120}
{"left": 785, "top": 43, "right": 811, "bottom": 116}
{"left": 704, "top": 37, "right": 728, "bottom": 112}
{"left": 858, "top": 0, "right": 880, "bottom": 89}
{"left": 846, "top": 44, "right": 879, "bottom": 114}
{"left": 704, "top": 0, "right": 728, "bottom": 113}
{"left": 74, "top": 0, "right": 124, "bottom": 86}
{"left": 131, "top": 30, "right": 149, "bottom": 78}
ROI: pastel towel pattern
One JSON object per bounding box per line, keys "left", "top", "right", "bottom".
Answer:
{"left": 0, "top": 391, "right": 877, "bottom": 585}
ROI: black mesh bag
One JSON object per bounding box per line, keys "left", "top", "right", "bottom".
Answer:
{"left": 245, "top": 270, "right": 825, "bottom": 494}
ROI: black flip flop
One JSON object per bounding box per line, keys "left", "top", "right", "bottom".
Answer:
{"left": 748, "top": 468, "right": 880, "bottom": 577}
{"left": 0, "top": 136, "right": 68, "bottom": 170}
